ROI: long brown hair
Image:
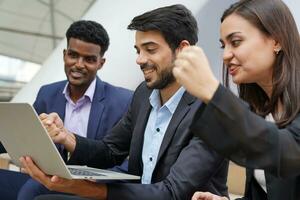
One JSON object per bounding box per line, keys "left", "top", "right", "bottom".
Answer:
{"left": 222, "top": 0, "right": 300, "bottom": 127}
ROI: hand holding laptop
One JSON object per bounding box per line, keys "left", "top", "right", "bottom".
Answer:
{"left": 0, "top": 103, "right": 140, "bottom": 180}
{"left": 20, "top": 156, "right": 108, "bottom": 199}
{"left": 39, "top": 113, "right": 76, "bottom": 153}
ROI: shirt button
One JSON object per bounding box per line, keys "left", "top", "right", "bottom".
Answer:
{"left": 149, "top": 157, "right": 153, "bottom": 161}
{"left": 156, "top": 128, "right": 160, "bottom": 132}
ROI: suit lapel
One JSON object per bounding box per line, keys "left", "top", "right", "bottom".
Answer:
{"left": 130, "top": 87, "right": 152, "bottom": 175}
{"left": 156, "top": 92, "right": 196, "bottom": 163}
{"left": 87, "top": 78, "right": 105, "bottom": 139}
{"left": 54, "top": 82, "right": 67, "bottom": 155}
{"left": 55, "top": 84, "right": 67, "bottom": 121}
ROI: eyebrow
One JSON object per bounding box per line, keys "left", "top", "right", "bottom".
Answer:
{"left": 219, "top": 31, "right": 242, "bottom": 43}
{"left": 67, "top": 48, "right": 99, "bottom": 58}
{"left": 134, "top": 41, "right": 158, "bottom": 49}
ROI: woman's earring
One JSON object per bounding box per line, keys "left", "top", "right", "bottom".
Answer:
{"left": 274, "top": 48, "right": 281, "bottom": 55}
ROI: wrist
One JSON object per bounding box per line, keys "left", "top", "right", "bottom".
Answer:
{"left": 80, "top": 182, "right": 107, "bottom": 200}
{"left": 200, "top": 78, "right": 219, "bottom": 104}
{"left": 63, "top": 130, "right": 76, "bottom": 153}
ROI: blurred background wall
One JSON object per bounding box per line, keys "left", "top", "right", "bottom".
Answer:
{"left": 0, "top": 0, "right": 298, "bottom": 103}
{"left": 11, "top": 0, "right": 235, "bottom": 103}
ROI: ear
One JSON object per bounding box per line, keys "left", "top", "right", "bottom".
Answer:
{"left": 63, "top": 49, "right": 67, "bottom": 61}
{"left": 175, "top": 40, "right": 190, "bottom": 55}
{"left": 97, "top": 58, "right": 106, "bottom": 70}
{"left": 273, "top": 39, "right": 282, "bottom": 54}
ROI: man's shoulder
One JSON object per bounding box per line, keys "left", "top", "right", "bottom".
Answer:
{"left": 132, "top": 81, "right": 152, "bottom": 97}
{"left": 36, "top": 80, "right": 67, "bottom": 98}
{"left": 34, "top": 80, "right": 67, "bottom": 107}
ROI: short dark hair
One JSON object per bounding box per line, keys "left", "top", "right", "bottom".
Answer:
{"left": 127, "top": 4, "right": 198, "bottom": 51}
{"left": 222, "top": 0, "right": 300, "bottom": 127}
{"left": 66, "top": 20, "right": 109, "bottom": 56}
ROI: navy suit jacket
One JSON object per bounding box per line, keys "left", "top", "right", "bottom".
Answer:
{"left": 33, "top": 77, "right": 132, "bottom": 141}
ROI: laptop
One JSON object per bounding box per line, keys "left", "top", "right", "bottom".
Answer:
{"left": 0, "top": 102, "right": 140, "bottom": 180}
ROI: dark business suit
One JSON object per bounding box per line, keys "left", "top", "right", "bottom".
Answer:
{"left": 0, "top": 76, "right": 133, "bottom": 200}
{"left": 65, "top": 82, "right": 228, "bottom": 200}
{"left": 190, "top": 85, "right": 300, "bottom": 200}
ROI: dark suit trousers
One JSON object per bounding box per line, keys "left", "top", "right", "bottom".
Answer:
{"left": 35, "top": 195, "right": 90, "bottom": 200}
{"left": 0, "top": 169, "right": 29, "bottom": 200}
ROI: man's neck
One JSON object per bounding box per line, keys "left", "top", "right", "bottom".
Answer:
{"left": 159, "top": 82, "right": 181, "bottom": 105}
{"left": 68, "top": 85, "right": 88, "bottom": 103}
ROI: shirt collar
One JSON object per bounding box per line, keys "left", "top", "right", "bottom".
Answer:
{"left": 63, "top": 78, "right": 96, "bottom": 103}
{"left": 149, "top": 87, "right": 185, "bottom": 114}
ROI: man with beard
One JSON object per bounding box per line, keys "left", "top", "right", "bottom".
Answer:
{"left": 0, "top": 20, "right": 132, "bottom": 200}
{"left": 21, "top": 5, "right": 228, "bottom": 200}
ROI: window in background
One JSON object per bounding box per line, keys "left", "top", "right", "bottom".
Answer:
{"left": 0, "top": 55, "right": 41, "bottom": 102}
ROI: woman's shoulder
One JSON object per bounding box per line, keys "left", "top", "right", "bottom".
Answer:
{"left": 286, "top": 113, "right": 300, "bottom": 131}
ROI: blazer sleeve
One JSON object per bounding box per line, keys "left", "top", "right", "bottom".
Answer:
{"left": 106, "top": 137, "right": 227, "bottom": 200}
{"left": 33, "top": 86, "right": 45, "bottom": 115}
{"left": 190, "top": 84, "right": 300, "bottom": 178}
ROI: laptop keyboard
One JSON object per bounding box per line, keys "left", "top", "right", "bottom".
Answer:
{"left": 68, "top": 167, "right": 105, "bottom": 177}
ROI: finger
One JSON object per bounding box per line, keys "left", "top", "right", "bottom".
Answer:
{"left": 19, "top": 156, "right": 35, "bottom": 179}
{"left": 177, "top": 46, "right": 201, "bottom": 59}
{"left": 192, "top": 192, "right": 213, "bottom": 200}
{"left": 41, "top": 123, "right": 60, "bottom": 139}
{"left": 54, "top": 116, "right": 64, "bottom": 129}
{"left": 51, "top": 175, "right": 65, "bottom": 183}
{"left": 39, "top": 113, "right": 48, "bottom": 121}
{"left": 22, "top": 156, "right": 49, "bottom": 183}
{"left": 192, "top": 192, "right": 204, "bottom": 200}
{"left": 47, "top": 125, "right": 61, "bottom": 138}
{"left": 173, "top": 60, "right": 193, "bottom": 85}
{"left": 174, "top": 58, "right": 190, "bottom": 71}
{"left": 172, "top": 67, "right": 183, "bottom": 82}
{"left": 44, "top": 112, "right": 59, "bottom": 125}
{"left": 20, "top": 167, "right": 28, "bottom": 174}
{"left": 178, "top": 51, "right": 200, "bottom": 65}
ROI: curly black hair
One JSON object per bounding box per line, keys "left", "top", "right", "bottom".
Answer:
{"left": 66, "top": 20, "right": 109, "bottom": 56}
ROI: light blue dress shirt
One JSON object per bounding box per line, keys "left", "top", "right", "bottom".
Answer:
{"left": 141, "top": 87, "right": 185, "bottom": 184}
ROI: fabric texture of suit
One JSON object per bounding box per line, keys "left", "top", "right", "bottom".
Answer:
{"left": 67, "top": 82, "right": 229, "bottom": 200}
{"left": 190, "top": 84, "right": 300, "bottom": 200}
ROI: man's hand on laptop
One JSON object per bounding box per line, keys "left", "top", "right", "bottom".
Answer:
{"left": 39, "top": 113, "right": 76, "bottom": 153}
{"left": 192, "top": 191, "right": 229, "bottom": 200}
{"left": 19, "top": 156, "right": 107, "bottom": 199}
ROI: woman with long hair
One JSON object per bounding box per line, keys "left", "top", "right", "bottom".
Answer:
{"left": 173, "top": 0, "right": 300, "bottom": 199}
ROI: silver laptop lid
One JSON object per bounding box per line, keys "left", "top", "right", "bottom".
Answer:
{"left": 0, "top": 102, "right": 72, "bottom": 179}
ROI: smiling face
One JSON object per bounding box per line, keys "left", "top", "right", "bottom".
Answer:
{"left": 220, "top": 14, "right": 279, "bottom": 88}
{"left": 134, "top": 30, "right": 176, "bottom": 89}
{"left": 64, "top": 38, "right": 104, "bottom": 91}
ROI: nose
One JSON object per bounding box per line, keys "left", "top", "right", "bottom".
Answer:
{"left": 136, "top": 52, "right": 147, "bottom": 66}
{"left": 222, "top": 47, "right": 233, "bottom": 65}
{"left": 75, "top": 57, "right": 84, "bottom": 68}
